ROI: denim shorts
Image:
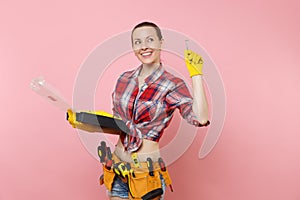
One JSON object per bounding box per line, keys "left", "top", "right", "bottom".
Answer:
{"left": 107, "top": 174, "right": 166, "bottom": 199}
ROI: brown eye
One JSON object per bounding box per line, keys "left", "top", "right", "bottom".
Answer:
{"left": 147, "top": 38, "right": 154, "bottom": 42}
{"left": 134, "top": 40, "right": 141, "bottom": 45}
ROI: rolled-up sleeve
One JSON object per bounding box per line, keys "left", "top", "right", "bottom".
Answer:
{"left": 166, "top": 78, "right": 205, "bottom": 127}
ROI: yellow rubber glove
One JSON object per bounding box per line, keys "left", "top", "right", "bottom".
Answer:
{"left": 184, "top": 50, "right": 204, "bottom": 77}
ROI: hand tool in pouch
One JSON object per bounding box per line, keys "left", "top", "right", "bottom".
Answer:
{"left": 158, "top": 157, "right": 173, "bottom": 192}
{"left": 98, "top": 141, "right": 107, "bottom": 163}
{"left": 147, "top": 158, "right": 154, "bottom": 176}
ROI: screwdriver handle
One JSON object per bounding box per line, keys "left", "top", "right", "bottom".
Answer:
{"left": 158, "top": 157, "right": 166, "bottom": 171}
{"left": 105, "top": 147, "right": 113, "bottom": 169}
{"left": 97, "top": 146, "right": 105, "bottom": 163}
{"left": 147, "top": 157, "right": 154, "bottom": 176}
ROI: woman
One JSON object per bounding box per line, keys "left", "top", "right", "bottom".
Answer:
{"left": 68, "top": 21, "right": 210, "bottom": 200}
{"left": 104, "top": 22, "right": 210, "bottom": 200}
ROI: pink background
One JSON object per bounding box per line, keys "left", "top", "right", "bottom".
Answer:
{"left": 1, "top": 0, "right": 300, "bottom": 199}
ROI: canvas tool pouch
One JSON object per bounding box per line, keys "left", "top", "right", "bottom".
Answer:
{"left": 101, "top": 165, "right": 116, "bottom": 191}
{"left": 101, "top": 153, "right": 172, "bottom": 200}
{"left": 100, "top": 153, "right": 124, "bottom": 191}
{"left": 128, "top": 167, "right": 163, "bottom": 200}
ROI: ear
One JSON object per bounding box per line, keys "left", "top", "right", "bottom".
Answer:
{"left": 159, "top": 38, "right": 164, "bottom": 50}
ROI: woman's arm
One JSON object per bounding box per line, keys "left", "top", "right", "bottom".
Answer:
{"left": 191, "top": 75, "right": 209, "bottom": 125}
{"left": 185, "top": 50, "right": 210, "bottom": 125}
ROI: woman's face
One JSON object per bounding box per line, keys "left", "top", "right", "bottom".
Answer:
{"left": 132, "top": 26, "right": 163, "bottom": 65}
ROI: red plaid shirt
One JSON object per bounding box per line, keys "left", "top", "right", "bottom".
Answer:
{"left": 112, "top": 64, "right": 202, "bottom": 152}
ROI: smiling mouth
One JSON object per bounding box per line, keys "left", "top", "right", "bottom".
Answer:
{"left": 140, "top": 51, "right": 153, "bottom": 57}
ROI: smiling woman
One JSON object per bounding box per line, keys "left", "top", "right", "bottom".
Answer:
{"left": 97, "top": 21, "right": 210, "bottom": 200}
{"left": 67, "top": 21, "right": 210, "bottom": 200}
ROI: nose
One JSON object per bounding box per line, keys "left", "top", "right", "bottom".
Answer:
{"left": 140, "top": 41, "right": 148, "bottom": 49}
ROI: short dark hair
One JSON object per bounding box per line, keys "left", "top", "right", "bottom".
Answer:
{"left": 131, "top": 21, "right": 163, "bottom": 44}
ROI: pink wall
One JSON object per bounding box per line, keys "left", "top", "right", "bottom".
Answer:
{"left": 1, "top": 0, "right": 300, "bottom": 199}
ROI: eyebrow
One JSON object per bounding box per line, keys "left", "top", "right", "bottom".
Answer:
{"left": 146, "top": 35, "right": 154, "bottom": 38}
{"left": 133, "top": 35, "right": 155, "bottom": 41}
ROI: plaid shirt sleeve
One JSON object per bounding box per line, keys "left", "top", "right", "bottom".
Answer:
{"left": 166, "top": 77, "right": 203, "bottom": 127}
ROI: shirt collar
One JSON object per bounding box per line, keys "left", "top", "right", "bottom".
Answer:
{"left": 128, "top": 65, "right": 142, "bottom": 79}
{"left": 128, "top": 63, "right": 165, "bottom": 85}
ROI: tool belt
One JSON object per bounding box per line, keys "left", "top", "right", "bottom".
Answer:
{"left": 100, "top": 153, "right": 173, "bottom": 200}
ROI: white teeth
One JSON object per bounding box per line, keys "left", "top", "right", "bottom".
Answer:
{"left": 141, "top": 52, "right": 152, "bottom": 56}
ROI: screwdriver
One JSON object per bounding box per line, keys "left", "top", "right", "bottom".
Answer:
{"left": 105, "top": 146, "right": 113, "bottom": 170}
{"left": 158, "top": 157, "right": 166, "bottom": 171}
{"left": 185, "top": 39, "right": 189, "bottom": 50}
{"left": 158, "top": 157, "right": 173, "bottom": 192}
{"left": 147, "top": 158, "right": 154, "bottom": 176}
